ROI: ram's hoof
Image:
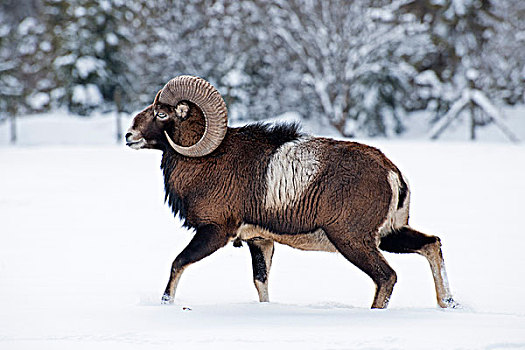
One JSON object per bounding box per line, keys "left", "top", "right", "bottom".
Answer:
{"left": 441, "top": 297, "right": 460, "bottom": 309}
{"left": 161, "top": 293, "right": 173, "bottom": 304}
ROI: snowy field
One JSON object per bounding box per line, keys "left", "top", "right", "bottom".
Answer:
{"left": 1, "top": 111, "right": 525, "bottom": 349}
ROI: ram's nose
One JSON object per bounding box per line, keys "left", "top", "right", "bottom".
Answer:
{"left": 125, "top": 131, "right": 146, "bottom": 149}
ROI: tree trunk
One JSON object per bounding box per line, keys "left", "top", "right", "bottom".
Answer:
{"left": 10, "top": 114, "right": 16, "bottom": 144}
{"left": 114, "top": 87, "right": 123, "bottom": 144}
{"left": 8, "top": 103, "right": 17, "bottom": 144}
{"left": 469, "top": 101, "right": 476, "bottom": 141}
{"left": 331, "top": 116, "right": 347, "bottom": 137}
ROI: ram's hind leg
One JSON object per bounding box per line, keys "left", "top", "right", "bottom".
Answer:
{"left": 325, "top": 227, "right": 397, "bottom": 309}
{"left": 247, "top": 238, "right": 274, "bottom": 302}
{"left": 379, "top": 226, "right": 457, "bottom": 308}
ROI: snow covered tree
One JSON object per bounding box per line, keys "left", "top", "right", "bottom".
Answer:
{"left": 2, "top": 0, "right": 522, "bottom": 140}
{"left": 0, "top": 0, "right": 51, "bottom": 115}
{"left": 43, "top": 0, "right": 136, "bottom": 114}
{"left": 257, "top": 0, "right": 430, "bottom": 137}
{"left": 135, "top": 0, "right": 272, "bottom": 122}
{"left": 0, "top": 0, "right": 54, "bottom": 142}
{"left": 402, "top": 0, "right": 524, "bottom": 140}
{"left": 480, "top": 0, "right": 525, "bottom": 105}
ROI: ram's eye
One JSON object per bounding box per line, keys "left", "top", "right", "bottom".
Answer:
{"left": 156, "top": 112, "right": 168, "bottom": 119}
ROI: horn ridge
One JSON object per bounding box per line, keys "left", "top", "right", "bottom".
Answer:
{"left": 159, "top": 75, "right": 228, "bottom": 157}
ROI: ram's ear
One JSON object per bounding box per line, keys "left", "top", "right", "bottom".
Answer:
{"left": 175, "top": 102, "right": 190, "bottom": 120}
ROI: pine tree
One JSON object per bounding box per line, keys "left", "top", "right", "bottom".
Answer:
{"left": 402, "top": 0, "right": 524, "bottom": 139}
{"left": 0, "top": 0, "right": 50, "bottom": 115}
{"left": 43, "top": 0, "right": 134, "bottom": 114}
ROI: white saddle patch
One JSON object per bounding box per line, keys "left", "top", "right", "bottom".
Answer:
{"left": 265, "top": 138, "right": 320, "bottom": 211}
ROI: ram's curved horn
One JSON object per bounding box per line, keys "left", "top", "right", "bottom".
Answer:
{"left": 153, "top": 89, "right": 162, "bottom": 106}
{"left": 159, "top": 75, "right": 228, "bottom": 157}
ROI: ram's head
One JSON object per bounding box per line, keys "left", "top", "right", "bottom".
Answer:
{"left": 125, "top": 75, "right": 228, "bottom": 157}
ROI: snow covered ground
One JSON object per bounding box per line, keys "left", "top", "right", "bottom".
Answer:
{"left": 1, "top": 111, "right": 525, "bottom": 349}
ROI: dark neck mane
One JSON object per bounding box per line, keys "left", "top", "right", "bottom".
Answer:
{"left": 160, "top": 152, "right": 193, "bottom": 228}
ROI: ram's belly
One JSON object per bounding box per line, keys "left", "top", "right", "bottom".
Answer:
{"left": 236, "top": 224, "right": 338, "bottom": 252}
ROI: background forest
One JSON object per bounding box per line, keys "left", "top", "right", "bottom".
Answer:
{"left": 0, "top": 0, "right": 523, "bottom": 138}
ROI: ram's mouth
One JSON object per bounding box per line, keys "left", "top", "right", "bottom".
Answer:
{"left": 126, "top": 138, "right": 146, "bottom": 149}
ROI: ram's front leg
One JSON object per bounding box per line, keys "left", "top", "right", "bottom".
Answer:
{"left": 162, "top": 224, "right": 230, "bottom": 304}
